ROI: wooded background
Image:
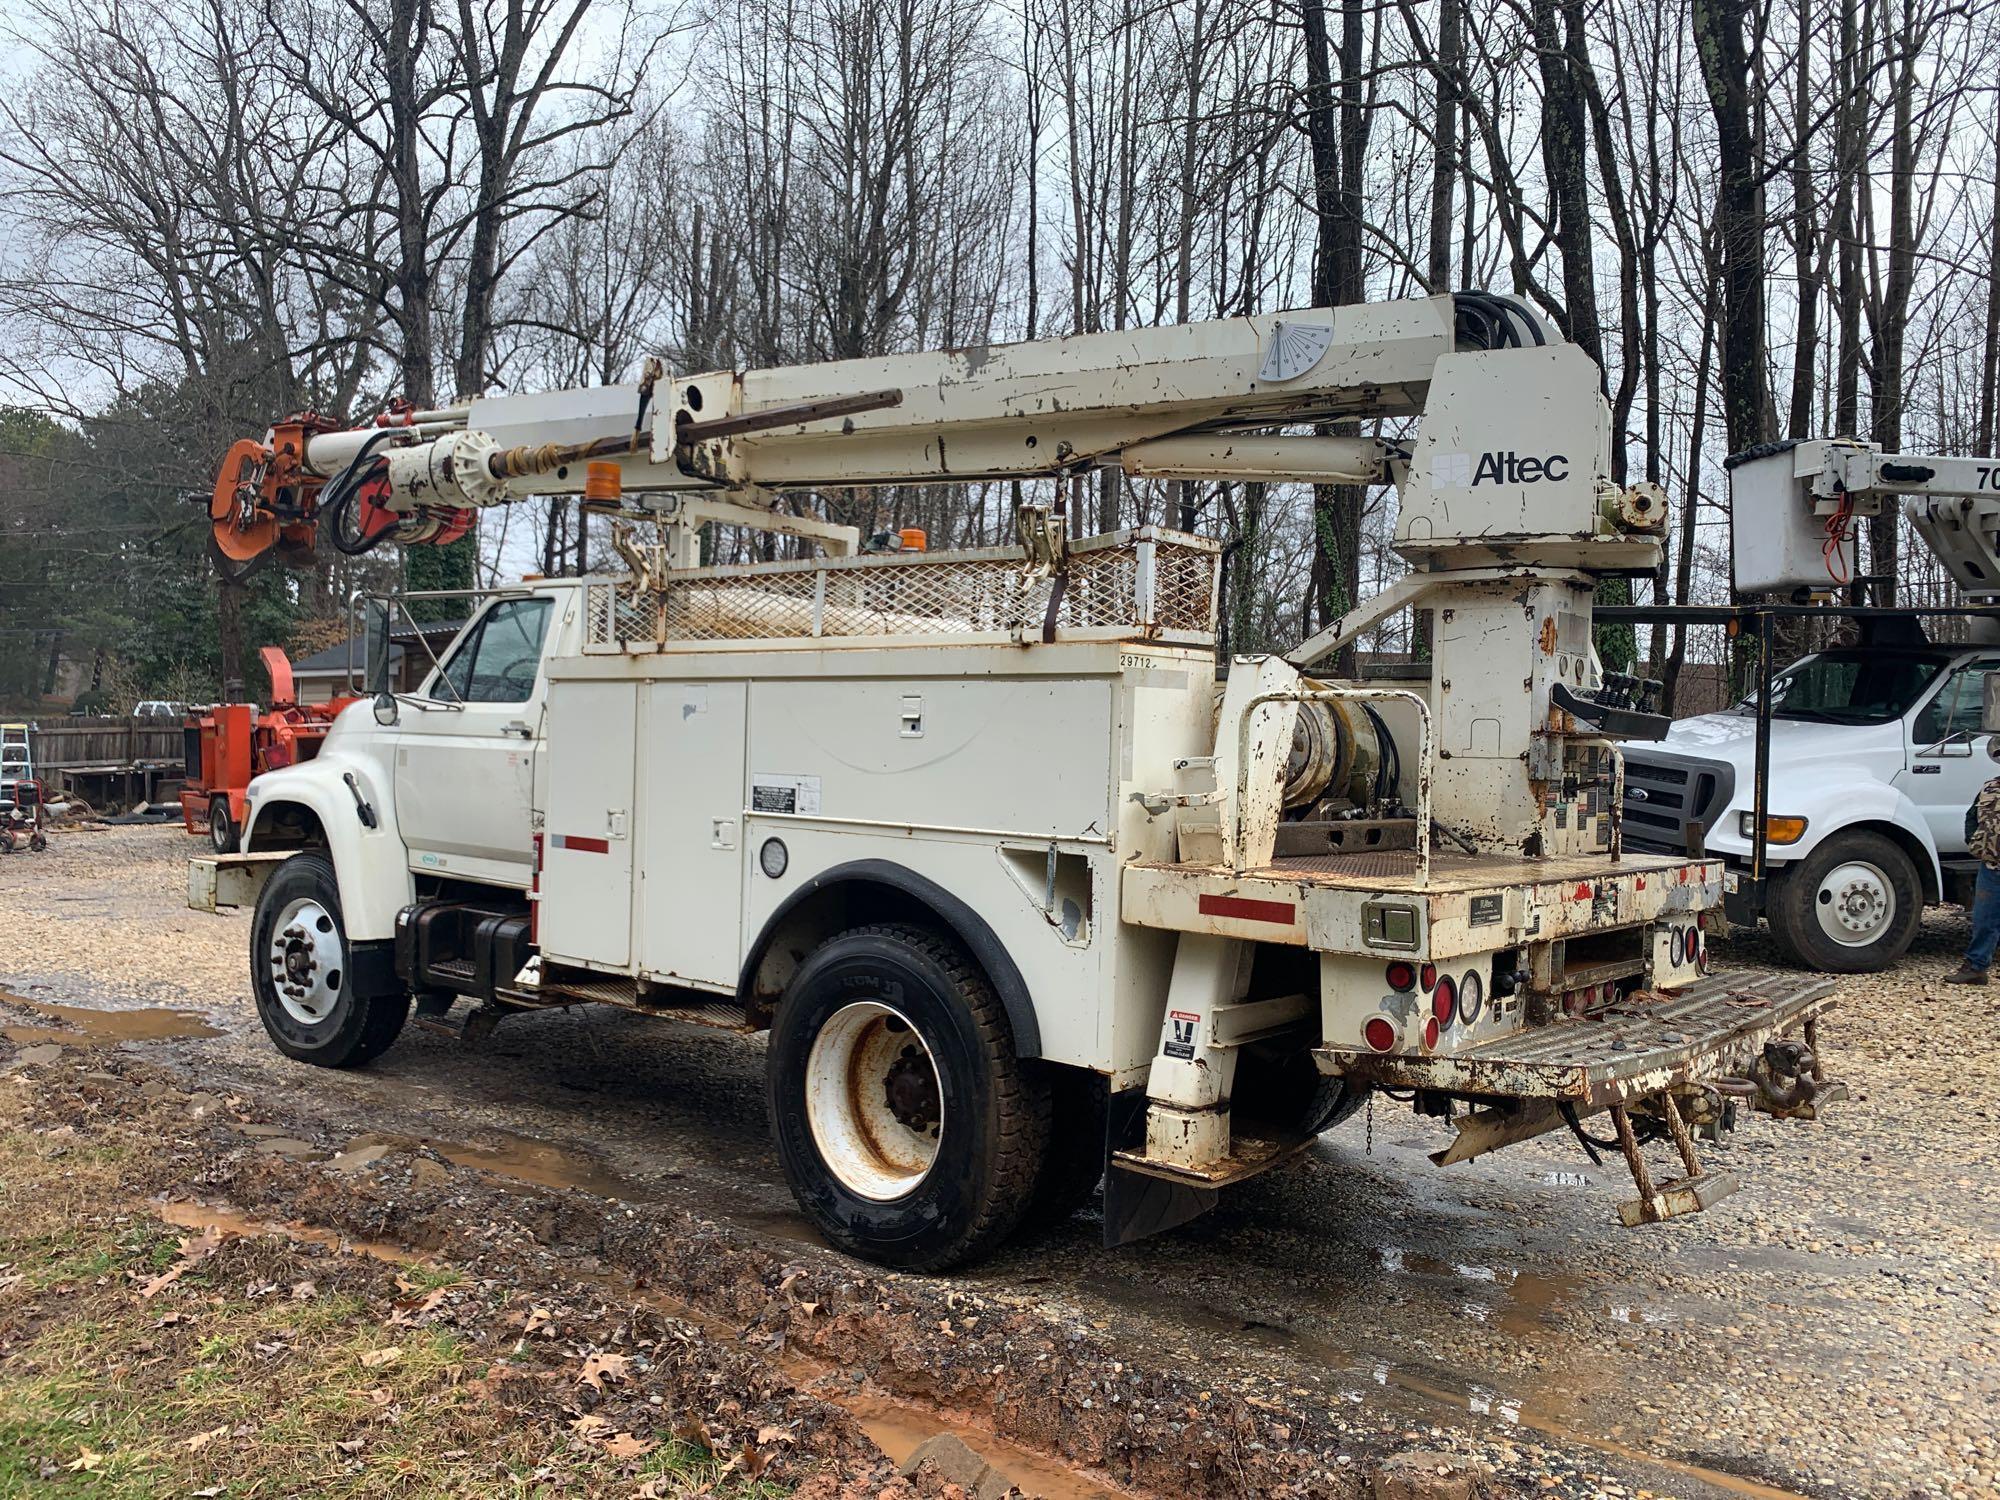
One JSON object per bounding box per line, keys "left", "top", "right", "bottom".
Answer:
{"left": 0, "top": 0, "right": 1994, "bottom": 708}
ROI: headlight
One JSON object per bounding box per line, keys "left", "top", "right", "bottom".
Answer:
{"left": 1738, "top": 812, "right": 1808, "bottom": 844}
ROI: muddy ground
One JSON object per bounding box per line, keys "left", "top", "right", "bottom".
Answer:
{"left": 2, "top": 824, "right": 1996, "bottom": 1499}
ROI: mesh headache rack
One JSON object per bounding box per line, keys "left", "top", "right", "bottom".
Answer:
{"left": 582, "top": 527, "right": 1220, "bottom": 652}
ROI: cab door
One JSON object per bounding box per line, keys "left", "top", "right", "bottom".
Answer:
{"left": 1898, "top": 655, "right": 2000, "bottom": 854}
{"left": 392, "top": 594, "right": 558, "bottom": 887}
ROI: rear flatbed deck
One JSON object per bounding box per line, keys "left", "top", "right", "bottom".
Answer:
{"left": 1314, "top": 967, "right": 1838, "bottom": 1107}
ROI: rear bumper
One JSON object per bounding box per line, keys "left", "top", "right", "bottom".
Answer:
{"left": 1313, "top": 967, "right": 1836, "bottom": 1108}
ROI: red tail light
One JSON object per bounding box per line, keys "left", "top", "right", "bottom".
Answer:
{"left": 1385, "top": 961, "right": 1416, "bottom": 992}
{"left": 1420, "top": 962, "right": 1438, "bottom": 991}
{"left": 1422, "top": 1016, "right": 1440, "bottom": 1049}
{"left": 1364, "top": 1016, "right": 1397, "bottom": 1052}
{"left": 1431, "top": 975, "right": 1457, "bottom": 1028}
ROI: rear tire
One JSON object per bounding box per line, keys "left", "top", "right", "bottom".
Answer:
{"left": 209, "top": 797, "right": 238, "bottom": 854}
{"left": 767, "top": 922, "right": 1049, "bottom": 1271}
{"left": 250, "top": 852, "right": 408, "bottom": 1067}
{"left": 1766, "top": 831, "right": 1921, "bottom": 974}
{"left": 1234, "top": 1040, "right": 1368, "bottom": 1136}
{"left": 1018, "top": 1065, "right": 1106, "bottom": 1229}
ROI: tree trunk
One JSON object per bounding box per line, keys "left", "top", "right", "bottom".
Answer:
{"left": 1982, "top": 152, "right": 2000, "bottom": 459}
{"left": 1867, "top": 0, "right": 1920, "bottom": 605}
{"left": 1424, "top": 0, "right": 1459, "bottom": 293}
{"left": 1692, "top": 0, "right": 1772, "bottom": 457}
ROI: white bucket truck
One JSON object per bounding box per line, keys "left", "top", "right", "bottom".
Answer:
{"left": 192, "top": 293, "right": 1839, "bottom": 1267}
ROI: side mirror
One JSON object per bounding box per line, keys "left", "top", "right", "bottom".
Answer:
{"left": 372, "top": 692, "right": 400, "bottom": 727}
{"left": 1984, "top": 672, "right": 2000, "bottom": 734}
{"left": 363, "top": 599, "right": 392, "bottom": 695}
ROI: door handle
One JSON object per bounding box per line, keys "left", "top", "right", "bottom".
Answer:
{"left": 503, "top": 720, "right": 534, "bottom": 739}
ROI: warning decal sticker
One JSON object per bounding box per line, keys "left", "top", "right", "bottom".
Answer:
{"left": 750, "top": 773, "right": 822, "bottom": 816}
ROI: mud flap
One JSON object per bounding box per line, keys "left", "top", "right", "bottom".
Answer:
{"left": 1101, "top": 1087, "right": 1217, "bottom": 1247}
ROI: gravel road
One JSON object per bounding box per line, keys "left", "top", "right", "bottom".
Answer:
{"left": 3, "top": 824, "right": 1996, "bottom": 1499}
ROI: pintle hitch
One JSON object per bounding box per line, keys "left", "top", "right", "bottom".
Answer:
{"left": 1716, "top": 1019, "right": 1847, "bottom": 1120}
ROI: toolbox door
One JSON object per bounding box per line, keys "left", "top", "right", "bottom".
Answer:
{"left": 637, "top": 680, "right": 748, "bottom": 989}
{"left": 539, "top": 680, "right": 637, "bottom": 968}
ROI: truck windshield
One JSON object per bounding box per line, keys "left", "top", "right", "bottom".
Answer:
{"left": 1743, "top": 650, "right": 1949, "bottom": 725}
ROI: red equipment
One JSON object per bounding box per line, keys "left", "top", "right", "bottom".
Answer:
{"left": 180, "top": 647, "right": 358, "bottom": 852}
{"left": 1, "top": 780, "right": 48, "bottom": 853}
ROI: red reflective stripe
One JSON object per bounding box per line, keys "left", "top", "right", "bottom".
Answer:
{"left": 1197, "top": 893, "right": 1296, "bottom": 926}
{"left": 554, "top": 834, "right": 610, "bottom": 854}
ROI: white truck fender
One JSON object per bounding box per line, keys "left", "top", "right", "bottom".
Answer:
{"left": 241, "top": 754, "right": 414, "bottom": 942}
{"left": 1764, "top": 776, "right": 1943, "bottom": 896}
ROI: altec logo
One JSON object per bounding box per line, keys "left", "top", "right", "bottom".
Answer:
{"left": 1474, "top": 450, "right": 1569, "bottom": 485}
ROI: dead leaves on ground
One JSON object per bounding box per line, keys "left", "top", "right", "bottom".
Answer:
{"left": 135, "top": 1225, "right": 229, "bottom": 1299}
{"left": 577, "top": 1349, "right": 629, "bottom": 1391}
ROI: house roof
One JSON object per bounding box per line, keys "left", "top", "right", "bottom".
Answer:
{"left": 289, "top": 619, "right": 468, "bottom": 678}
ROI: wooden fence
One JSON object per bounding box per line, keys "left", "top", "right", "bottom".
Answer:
{"left": 21, "top": 717, "right": 185, "bottom": 809}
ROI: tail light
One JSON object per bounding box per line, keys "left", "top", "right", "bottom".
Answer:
{"left": 1422, "top": 1015, "right": 1440, "bottom": 1049}
{"left": 1419, "top": 962, "right": 1438, "bottom": 991}
{"left": 1385, "top": 960, "right": 1416, "bottom": 992}
{"left": 1364, "top": 1016, "right": 1397, "bottom": 1052}
{"left": 1431, "top": 975, "right": 1457, "bottom": 1030}
{"left": 1457, "top": 970, "right": 1484, "bottom": 1025}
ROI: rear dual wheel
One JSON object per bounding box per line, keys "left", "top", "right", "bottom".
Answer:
{"left": 767, "top": 923, "right": 1050, "bottom": 1270}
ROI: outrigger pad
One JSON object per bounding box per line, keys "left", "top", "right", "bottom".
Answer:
{"left": 1618, "top": 1170, "right": 1739, "bottom": 1227}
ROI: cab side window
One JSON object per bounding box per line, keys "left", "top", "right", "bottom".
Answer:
{"left": 1913, "top": 661, "right": 1999, "bottom": 748}
{"left": 428, "top": 598, "right": 554, "bottom": 705}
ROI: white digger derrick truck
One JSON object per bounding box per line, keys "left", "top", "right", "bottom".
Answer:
{"left": 191, "top": 292, "right": 1841, "bottom": 1269}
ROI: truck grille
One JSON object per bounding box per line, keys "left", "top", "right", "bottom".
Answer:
{"left": 1621, "top": 749, "right": 1733, "bottom": 855}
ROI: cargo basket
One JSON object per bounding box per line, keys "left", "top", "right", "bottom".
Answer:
{"left": 582, "top": 526, "right": 1219, "bottom": 652}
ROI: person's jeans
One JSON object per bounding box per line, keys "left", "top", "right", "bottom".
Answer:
{"left": 1969, "top": 864, "right": 2000, "bottom": 970}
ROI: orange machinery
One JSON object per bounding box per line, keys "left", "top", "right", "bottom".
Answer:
{"left": 181, "top": 646, "right": 359, "bottom": 852}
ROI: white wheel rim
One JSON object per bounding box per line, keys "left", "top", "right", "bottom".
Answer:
{"left": 805, "top": 1000, "right": 943, "bottom": 1201}
{"left": 268, "top": 897, "right": 345, "bottom": 1025}
{"left": 1815, "top": 860, "right": 1895, "bottom": 947}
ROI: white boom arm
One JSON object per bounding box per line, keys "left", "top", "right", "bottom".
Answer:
{"left": 216, "top": 291, "right": 1677, "bottom": 569}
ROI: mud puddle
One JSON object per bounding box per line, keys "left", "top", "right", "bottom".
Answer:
{"left": 156, "top": 1199, "right": 420, "bottom": 1264}
{"left": 0, "top": 989, "right": 218, "bottom": 1046}
{"left": 1380, "top": 1247, "right": 1585, "bottom": 1337}
{"left": 1087, "top": 1253, "right": 1778, "bottom": 1500}
{"left": 843, "top": 1392, "right": 1128, "bottom": 1500}
{"left": 339, "top": 1129, "right": 643, "bottom": 1200}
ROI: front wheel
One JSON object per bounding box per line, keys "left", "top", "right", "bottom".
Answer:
{"left": 767, "top": 923, "right": 1049, "bottom": 1271}
{"left": 250, "top": 852, "right": 408, "bottom": 1067}
{"left": 1766, "top": 830, "right": 1922, "bottom": 973}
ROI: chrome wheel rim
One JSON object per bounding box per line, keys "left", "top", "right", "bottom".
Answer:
{"left": 268, "top": 897, "right": 344, "bottom": 1025}
{"left": 805, "top": 1001, "right": 943, "bottom": 1200}
{"left": 1814, "top": 860, "right": 1894, "bottom": 947}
